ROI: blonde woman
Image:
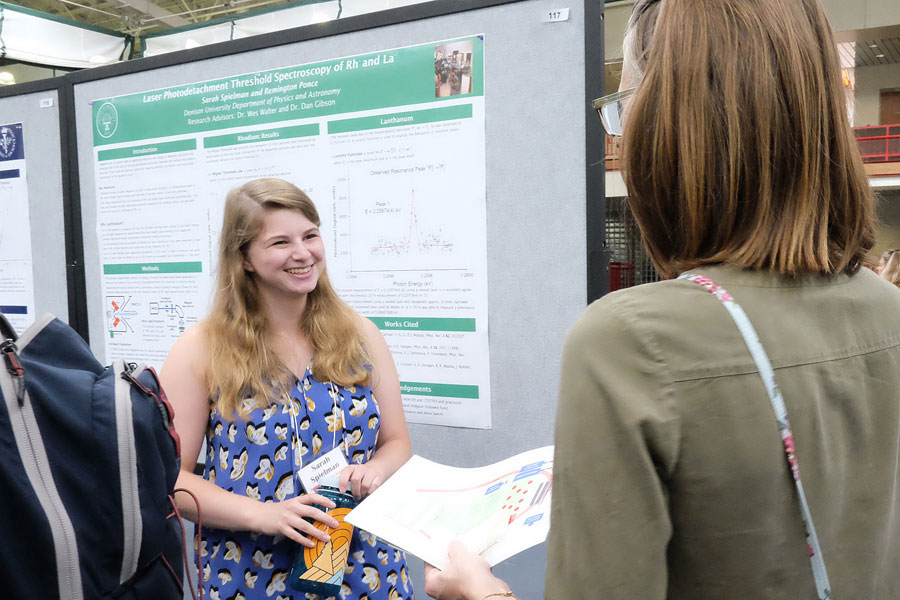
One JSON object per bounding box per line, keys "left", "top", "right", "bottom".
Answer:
{"left": 162, "top": 178, "right": 413, "bottom": 600}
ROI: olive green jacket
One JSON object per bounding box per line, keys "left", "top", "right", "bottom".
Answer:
{"left": 546, "top": 265, "right": 900, "bottom": 599}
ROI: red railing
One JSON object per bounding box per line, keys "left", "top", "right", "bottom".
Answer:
{"left": 606, "top": 125, "right": 900, "bottom": 167}
{"left": 605, "top": 135, "right": 623, "bottom": 171}
{"left": 609, "top": 261, "right": 634, "bottom": 291}
{"left": 854, "top": 124, "right": 900, "bottom": 163}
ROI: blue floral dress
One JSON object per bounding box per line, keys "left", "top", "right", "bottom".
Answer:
{"left": 198, "top": 368, "right": 414, "bottom": 600}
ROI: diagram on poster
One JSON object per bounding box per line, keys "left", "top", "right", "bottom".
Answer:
{"left": 106, "top": 296, "right": 134, "bottom": 333}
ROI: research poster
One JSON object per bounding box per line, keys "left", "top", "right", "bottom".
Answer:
{"left": 91, "top": 37, "right": 491, "bottom": 428}
{"left": 0, "top": 123, "right": 36, "bottom": 334}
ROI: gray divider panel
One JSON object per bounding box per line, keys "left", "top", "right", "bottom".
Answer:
{"left": 72, "top": 2, "right": 591, "bottom": 596}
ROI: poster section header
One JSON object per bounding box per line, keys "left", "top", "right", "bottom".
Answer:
{"left": 103, "top": 262, "right": 203, "bottom": 274}
{"left": 399, "top": 382, "right": 479, "bottom": 399}
{"left": 98, "top": 138, "right": 196, "bottom": 161}
{"left": 328, "top": 104, "right": 472, "bottom": 134}
{"left": 91, "top": 36, "right": 485, "bottom": 146}
{"left": 368, "top": 317, "right": 476, "bottom": 332}
{"left": 204, "top": 123, "right": 319, "bottom": 148}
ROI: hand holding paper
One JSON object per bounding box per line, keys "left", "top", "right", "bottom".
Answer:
{"left": 345, "top": 445, "right": 554, "bottom": 569}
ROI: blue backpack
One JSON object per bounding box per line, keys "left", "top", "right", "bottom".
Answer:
{"left": 0, "top": 313, "right": 186, "bottom": 599}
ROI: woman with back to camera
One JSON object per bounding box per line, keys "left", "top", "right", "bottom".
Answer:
{"left": 425, "top": 0, "right": 900, "bottom": 598}
{"left": 162, "top": 178, "right": 414, "bottom": 600}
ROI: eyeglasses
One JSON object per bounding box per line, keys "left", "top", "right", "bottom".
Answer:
{"left": 592, "top": 88, "right": 634, "bottom": 137}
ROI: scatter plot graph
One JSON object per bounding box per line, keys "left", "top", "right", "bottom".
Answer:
{"left": 370, "top": 189, "right": 454, "bottom": 257}
{"left": 348, "top": 176, "right": 469, "bottom": 272}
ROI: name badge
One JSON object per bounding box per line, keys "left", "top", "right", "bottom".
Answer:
{"left": 298, "top": 446, "right": 349, "bottom": 493}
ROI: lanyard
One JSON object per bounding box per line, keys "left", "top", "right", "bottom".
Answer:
{"left": 679, "top": 273, "right": 832, "bottom": 600}
{"left": 288, "top": 368, "right": 348, "bottom": 496}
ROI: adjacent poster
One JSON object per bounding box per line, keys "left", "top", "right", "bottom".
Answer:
{"left": 0, "top": 123, "right": 36, "bottom": 334}
{"left": 90, "top": 37, "right": 491, "bottom": 428}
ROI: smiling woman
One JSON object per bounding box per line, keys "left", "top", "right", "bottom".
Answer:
{"left": 207, "top": 179, "right": 366, "bottom": 407}
{"left": 241, "top": 208, "right": 326, "bottom": 305}
{"left": 160, "top": 178, "right": 415, "bottom": 600}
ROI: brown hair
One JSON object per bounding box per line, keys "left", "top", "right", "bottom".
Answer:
{"left": 206, "top": 178, "right": 369, "bottom": 417}
{"left": 622, "top": 0, "right": 874, "bottom": 278}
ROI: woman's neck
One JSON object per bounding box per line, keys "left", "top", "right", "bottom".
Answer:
{"left": 258, "top": 289, "right": 314, "bottom": 377}
{"left": 258, "top": 287, "right": 308, "bottom": 332}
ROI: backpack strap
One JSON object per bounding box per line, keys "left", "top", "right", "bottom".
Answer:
{"left": 0, "top": 329, "right": 84, "bottom": 600}
{"left": 0, "top": 313, "right": 22, "bottom": 402}
{"left": 112, "top": 359, "right": 143, "bottom": 584}
{"left": 0, "top": 311, "right": 17, "bottom": 342}
{"left": 121, "top": 364, "right": 182, "bottom": 458}
{"left": 1, "top": 338, "right": 25, "bottom": 406}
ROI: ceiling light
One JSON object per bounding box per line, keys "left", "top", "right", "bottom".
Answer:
{"left": 876, "top": 53, "right": 885, "bottom": 58}
{"left": 0, "top": 72, "right": 15, "bottom": 85}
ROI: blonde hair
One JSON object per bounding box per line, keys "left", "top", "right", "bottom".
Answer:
{"left": 881, "top": 250, "right": 900, "bottom": 288}
{"left": 622, "top": 0, "right": 874, "bottom": 278}
{"left": 206, "top": 178, "right": 369, "bottom": 417}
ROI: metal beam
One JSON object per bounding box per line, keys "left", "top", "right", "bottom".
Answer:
{"left": 106, "top": 0, "right": 190, "bottom": 26}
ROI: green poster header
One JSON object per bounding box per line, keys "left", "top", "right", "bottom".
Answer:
{"left": 97, "top": 139, "right": 197, "bottom": 161}
{"left": 204, "top": 123, "right": 319, "bottom": 148}
{"left": 92, "top": 36, "right": 484, "bottom": 146}
{"left": 328, "top": 104, "right": 473, "bottom": 134}
{"left": 103, "top": 262, "right": 203, "bottom": 274}
{"left": 368, "top": 317, "right": 476, "bottom": 332}
{"left": 400, "top": 382, "right": 480, "bottom": 399}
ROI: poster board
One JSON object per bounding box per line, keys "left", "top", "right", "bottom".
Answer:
{"left": 0, "top": 87, "right": 69, "bottom": 333}
{"left": 70, "top": 1, "right": 599, "bottom": 595}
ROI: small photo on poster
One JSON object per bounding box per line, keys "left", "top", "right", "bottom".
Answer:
{"left": 434, "top": 41, "right": 474, "bottom": 98}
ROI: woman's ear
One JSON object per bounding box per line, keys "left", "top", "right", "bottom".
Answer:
{"left": 243, "top": 256, "right": 254, "bottom": 272}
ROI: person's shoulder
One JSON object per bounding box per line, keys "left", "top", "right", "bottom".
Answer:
{"left": 592, "top": 278, "right": 693, "bottom": 309}
{"left": 179, "top": 319, "right": 211, "bottom": 346}
{"left": 161, "top": 320, "right": 212, "bottom": 380}
{"left": 843, "top": 268, "right": 900, "bottom": 329}
{"left": 576, "top": 279, "right": 693, "bottom": 333}
{"left": 849, "top": 266, "right": 900, "bottom": 301}
{"left": 350, "top": 311, "right": 379, "bottom": 338}
{"left": 567, "top": 272, "right": 761, "bottom": 373}
{"left": 566, "top": 279, "right": 691, "bottom": 355}
{"left": 168, "top": 320, "right": 212, "bottom": 363}
{"left": 354, "top": 312, "right": 377, "bottom": 332}
{"left": 351, "top": 312, "right": 388, "bottom": 352}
